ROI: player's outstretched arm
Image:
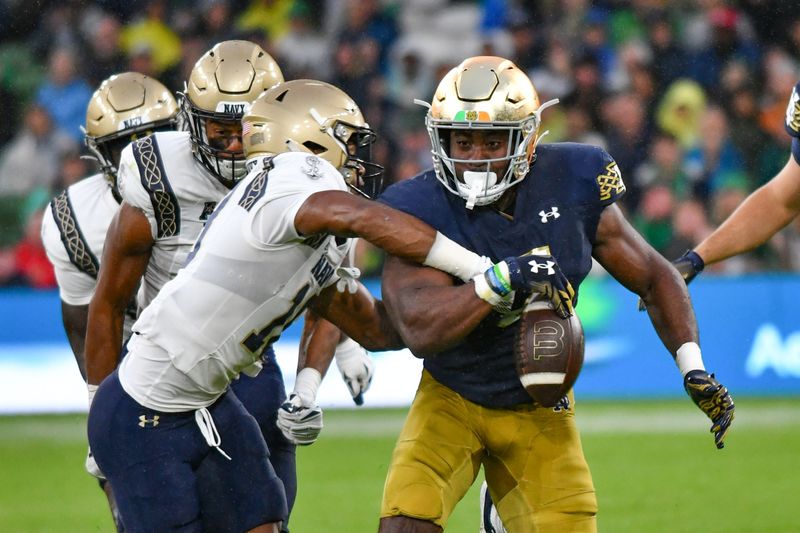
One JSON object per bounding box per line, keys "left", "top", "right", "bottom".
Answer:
{"left": 695, "top": 156, "right": 800, "bottom": 267}
{"left": 593, "top": 204, "right": 734, "bottom": 448}
{"left": 309, "top": 280, "right": 404, "bottom": 352}
{"left": 595, "top": 205, "right": 698, "bottom": 350}
{"left": 85, "top": 203, "right": 153, "bottom": 386}
{"left": 295, "top": 190, "right": 486, "bottom": 282}
{"left": 61, "top": 302, "right": 91, "bottom": 382}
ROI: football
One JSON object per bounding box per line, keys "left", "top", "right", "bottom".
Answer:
{"left": 514, "top": 300, "right": 584, "bottom": 407}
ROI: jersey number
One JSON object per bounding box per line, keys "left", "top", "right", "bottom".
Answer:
{"left": 241, "top": 284, "right": 311, "bottom": 357}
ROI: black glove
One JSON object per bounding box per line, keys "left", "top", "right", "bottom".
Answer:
{"left": 503, "top": 254, "right": 575, "bottom": 319}
{"left": 684, "top": 370, "right": 735, "bottom": 449}
{"left": 638, "top": 250, "right": 705, "bottom": 312}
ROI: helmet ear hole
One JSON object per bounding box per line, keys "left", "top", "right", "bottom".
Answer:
{"left": 302, "top": 140, "right": 327, "bottom": 155}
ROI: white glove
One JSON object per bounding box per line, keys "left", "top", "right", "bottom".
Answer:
{"left": 335, "top": 337, "right": 374, "bottom": 405}
{"left": 276, "top": 393, "right": 324, "bottom": 446}
{"left": 335, "top": 266, "right": 361, "bottom": 294}
{"left": 85, "top": 447, "right": 106, "bottom": 480}
{"left": 85, "top": 384, "right": 106, "bottom": 479}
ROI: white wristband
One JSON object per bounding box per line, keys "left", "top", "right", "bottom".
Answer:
{"left": 293, "top": 367, "right": 322, "bottom": 406}
{"left": 675, "top": 342, "right": 705, "bottom": 377}
{"left": 87, "top": 384, "right": 98, "bottom": 408}
{"left": 423, "top": 232, "right": 488, "bottom": 282}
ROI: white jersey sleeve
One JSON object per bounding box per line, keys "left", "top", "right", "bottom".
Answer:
{"left": 40, "top": 175, "right": 119, "bottom": 305}
{"left": 117, "top": 138, "right": 174, "bottom": 241}
{"left": 247, "top": 152, "right": 349, "bottom": 247}
{"left": 41, "top": 202, "right": 97, "bottom": 305}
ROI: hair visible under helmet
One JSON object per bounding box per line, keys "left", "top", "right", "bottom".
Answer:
{"left": 418, "top": 56, "right": 558, "bottom": 209}
{"left": 242, "top": 79, "right": 383, "bottom": 198}
{"left": 84, "top": 72, "right": 179, "bottom": 192}
{"left": 182, "top": 40, "right": 284, "bottom": 188}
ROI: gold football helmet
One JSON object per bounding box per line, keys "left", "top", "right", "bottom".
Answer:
{"left": 183, "top": 40, "right": 284, "bottom": 188}
{"left": 85, "top": 72, "right": 178, "bottom": 188}
{"left": 243, "top": 79, "right": 383, "bottom": 198}
{"left": 418, "top": 56, "right": 558, "bottom": 208}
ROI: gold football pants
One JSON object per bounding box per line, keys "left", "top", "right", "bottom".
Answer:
{"left": 380, "top": 370, "right": 597, "bottom": 532}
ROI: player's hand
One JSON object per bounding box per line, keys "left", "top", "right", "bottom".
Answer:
{"left": 276, "top": 393, "right": 323, "bottom": 446}
{"left": 501, "top": 254, "right": 575, "bottom": 319}
{"left": 683, "top": 370, "right": 735, "bottom": 449}
{"left": 334, "top": 338, "right": 374, "bottom": 405}
{"left": 85, "top": 446, "right": 106, "bottom": 480}
{"left": 638, "top": 250, "right": 705, "bottom": 311}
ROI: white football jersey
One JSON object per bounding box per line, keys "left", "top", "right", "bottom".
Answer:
{"left": 116, "top": 131, "right": 229, "bottom": 310}
{"left": 119, "top": 152, "right": 353, "bottom": 411}
{"left": 41, "top": 174, "right": 118, "bottom": 305}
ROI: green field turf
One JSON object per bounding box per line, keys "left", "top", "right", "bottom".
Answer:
{"left": 0, "top": 397, "right": 797, "bottom": 532}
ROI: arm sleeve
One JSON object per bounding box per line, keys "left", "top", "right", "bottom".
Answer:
{"left": 40, "top": 205, "right": 97, "bottom": 305}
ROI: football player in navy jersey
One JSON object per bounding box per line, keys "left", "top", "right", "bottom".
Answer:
{"left": 376, "top": 56, "right": 735, "bottom": 533}
{"left": 661, "top": 81, "right": 800, "bottom": 282}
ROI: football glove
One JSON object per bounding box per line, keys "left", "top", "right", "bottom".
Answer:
{"left": 683, "top": 370, "right": 735, "bottom": 449}
{"left": 334, "top": 338, "right": 374, "bottom": 406}
{"left": 638, "top": 250, "right": 705, "bottom": 311}
{"left": 501, "top": 254, "right": 575, "bottom": 319}
{"left": 277, "top": 393, "right": 324, "bottom": 446}
{"left": 85, "top": 446, "right": 106, "bottom": 480}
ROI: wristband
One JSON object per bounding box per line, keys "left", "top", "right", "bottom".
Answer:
{"left": 675, "top": 342, "right": 706, "bottom": 377}
{"left": 293, "top": 367, "right": 322, "bottom": 406}
{"left": 685, "top": 250, "right": 705, "bottom": 272}
{"left": 424, "top": 232, "right": 488, "bottom": 282}
{"left": 473, "top": 273, "right": 504, "bottom": 305}
{"left": 87, "top": 384, "right": 98, "bottom": 408}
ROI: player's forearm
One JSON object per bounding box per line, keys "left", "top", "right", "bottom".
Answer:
{"left": 298, "top": 312, "right": 342, "bottom": 375}
{"left": 642, "top": 268, "right": 700, "bottom": 354}
{"left": 297, "top": 192, "right": 485, "bottom": 281}
{"left": 61, "top": 302, "right": 90, "bottom": 382}
{"left": 85, "top": 300, "right": 125, "bottom": 385}
{"left": 696, "top": 183, "right": 797, "bottom": 266}
{"left": 385, "top": 284, "right": 492, "bottom": 356}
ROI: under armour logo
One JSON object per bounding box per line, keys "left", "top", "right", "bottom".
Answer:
{"left": 528, "top": 259, "right": 555, "bottom": 275}
{"left": 138, "top": 415, "right": 160, "bottom": 428}
{"left": 539, "top": 207, "right": 560, "bottom": 223}
{"left": 552, "top": 395, "right": 571, "bottom": 412}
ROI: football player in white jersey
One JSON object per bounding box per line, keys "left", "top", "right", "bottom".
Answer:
{"left": 86, "top": 79, "right": 535, "bottom": 532}
{"left": 41, "top": 71, "right": 179, "bottom": 532}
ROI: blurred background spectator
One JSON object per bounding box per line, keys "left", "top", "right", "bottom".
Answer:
{"left": 3, "top": 0, "right": 800, "bottom": 287}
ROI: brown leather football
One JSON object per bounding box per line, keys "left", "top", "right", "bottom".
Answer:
{"left": 514, "top": 301, "right": 584, "bottom": 407}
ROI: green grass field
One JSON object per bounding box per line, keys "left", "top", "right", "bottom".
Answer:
{"left": 0, "top": 397, "right": 797, "bottom": 532}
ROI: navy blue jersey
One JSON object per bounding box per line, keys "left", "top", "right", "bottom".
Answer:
{"left": 784, "top": 81, "right": 800, "bottom": 164}
{"left": 379, "top": 142, "right": 625, "bottom": 408}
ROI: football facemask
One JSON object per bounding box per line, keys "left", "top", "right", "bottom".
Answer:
{"left": 182, "top": 40, "right": 284, "bottom": 189}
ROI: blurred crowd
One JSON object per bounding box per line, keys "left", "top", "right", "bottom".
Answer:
{"left": 2, "top": 0, "right": 800, "bottom": 289}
